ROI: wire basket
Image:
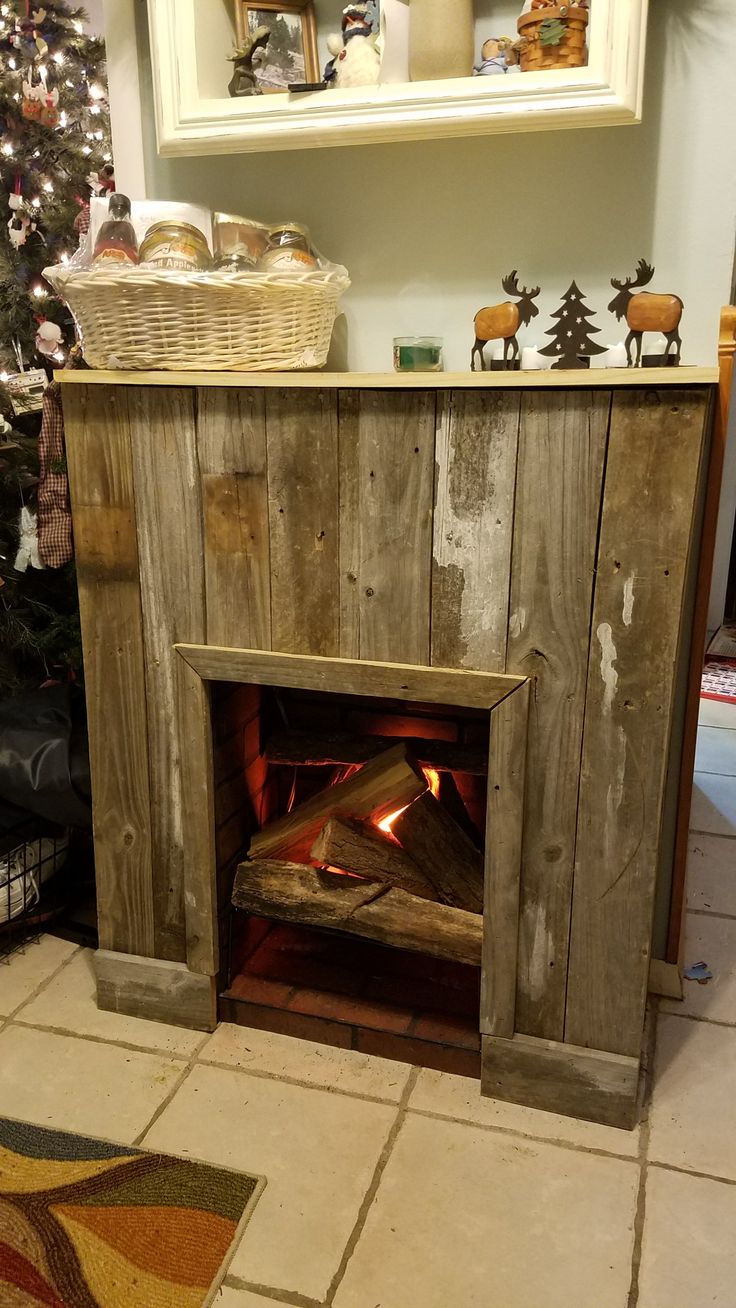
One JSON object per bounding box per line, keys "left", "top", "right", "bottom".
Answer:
{"left": 517, "top": 5, "right": 589, "bottom": 72}
{"left": 0, "top": 822, "right": 69, "bottom": 962}
{"left": 44, "top": 264, "right": 351, "bottom": 372}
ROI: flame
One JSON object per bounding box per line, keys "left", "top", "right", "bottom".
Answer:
{"left": 377, "top": 804, "right": 409, "bottom": 837}
{"left": 376, "top": 766, "right": 441, "bottom": 837}
{"left": 424, "top": 767, "right": 441, "bottom": 799}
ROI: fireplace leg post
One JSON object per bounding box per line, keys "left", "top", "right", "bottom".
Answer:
{"left": 481, "top": 1033, "right": 640, "bottom": 1130}
{"left": 94, "top": 950, "right": 218, "bottom": 1032}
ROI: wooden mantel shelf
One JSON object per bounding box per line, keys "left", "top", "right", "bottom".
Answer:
{"left": 57, "top": 366, "right": 718, "bottom": 391}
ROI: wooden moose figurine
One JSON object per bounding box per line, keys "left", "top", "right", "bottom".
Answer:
{"left": 471, "top": 271, "right": 541, "bottom": 371}
{"left": 608, "top": 259, "right": 684, "bottom": 367}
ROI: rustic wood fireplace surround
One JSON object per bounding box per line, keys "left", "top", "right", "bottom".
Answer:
{"left": 60, "top": 369, "right": 715, "bottom": 1130}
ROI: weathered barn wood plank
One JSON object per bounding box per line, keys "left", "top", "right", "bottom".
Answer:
{"left": 481, "top": 1033, "right": 639, "bottom": 1129}
{"left": 432, "top": 390, "right": 520, "bottom": 672}
{"left": 266, "top": 388, "right": 339, "bottom": 655}
{"left": 565, "top": 387, "right": 710, "bottom": 1057}
{"left": 62, "top": 384, "right": 154, "bottom": 958}
{"left": 339, "top": 390, "right": 435, "bottom": 665}
{"left": 197, "top": 387, "right": 271, "bottom": 650}
{"left": 176, "top": 644, "right": 524, "bottom": 709}
{"left": 95, "top": 950, "right": 217, "bottom": 1032}
{"left": 177, "top": 656, "right": 218, "bottom": 974}
{"left": 481, "top": 681, "right": 530, "bottom": 1039}
{"left": 508, "top": 389, "right": 610, "bottom": 1041}
{"left": 129, "top": 387, "right": 206, "bottom": 965}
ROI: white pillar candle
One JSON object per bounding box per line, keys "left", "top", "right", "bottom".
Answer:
{"left": 520, "top": 346, "right": 547, "bottom": 370}
{"left": 379, "top": 0, "right": 410, "bottom": 84}
{"left": 599, "top": 342, "right": 629, "bottom": 368}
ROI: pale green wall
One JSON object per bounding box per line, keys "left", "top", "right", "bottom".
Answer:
{"left": 134, "top": 0, "right": 736, "bottom": 371}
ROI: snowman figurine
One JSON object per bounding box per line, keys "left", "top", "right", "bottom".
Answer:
{"left": 325, "top": 4, "right": 380, "bottom": 89}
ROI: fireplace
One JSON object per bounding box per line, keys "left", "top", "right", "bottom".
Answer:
{"left": 213, "top": 678, "right": 492, "bottom": 1075}
{"left": 175, "top": 643, "right": 530, "bottom": 1080}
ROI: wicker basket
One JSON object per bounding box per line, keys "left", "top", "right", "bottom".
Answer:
{"left": 44, "top": 264, "right": 351, "bottom": 371}
{"left": 517, "top": 5, "right": 589, "bottom": 72}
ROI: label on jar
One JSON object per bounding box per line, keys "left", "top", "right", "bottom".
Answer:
{"left": 260, "top": 247, "right": 317, "bottom": 272}
{"left": 93, "top": 246, "right": 138, "bottom": 267}
{"left": 142, "top": 237, "right": 209, "bottom": 272}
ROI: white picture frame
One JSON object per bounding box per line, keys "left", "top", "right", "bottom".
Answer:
{"left": 147, "top": 0, "right": 649, "bottom": 158}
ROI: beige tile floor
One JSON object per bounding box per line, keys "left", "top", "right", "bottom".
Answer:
{"left": 1, "top": 704, "right": 735, "bottom": 1307}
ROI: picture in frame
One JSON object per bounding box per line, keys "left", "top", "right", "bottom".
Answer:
{"left": 235, "top": 1, "right": 319, "bottom": 92}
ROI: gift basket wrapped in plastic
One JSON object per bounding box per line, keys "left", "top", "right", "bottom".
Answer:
{"left": 44, "top": 198, "right": 350, "bottom": 372}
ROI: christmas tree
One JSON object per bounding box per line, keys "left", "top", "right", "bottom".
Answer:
{"left": 0, "top": 2, "right": 111, "bottom": 373}
{"left": 539, "top": 281, "right": 606, "bottom": 370}
{"left": 0, "top": 4, "right": 111, "bottom": 695}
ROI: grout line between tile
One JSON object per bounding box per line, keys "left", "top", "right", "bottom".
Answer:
{"left": 8, "top": 1016, "right": 206, "bottom": 1062}
{"left": 657, "top": 1009, "right": 736, "bottom": 1032}
{"left": 405, "top": 1105, "right": 640, "bottom": 1165}
{"left": 324, "top": 1065, "right": 420, "bottom": 1306}
{"left": 223, "top": 1274, "right": 323, "bottom": 1307}
{"left": 648, "top": 1158, "right": 736, "bottom": 1188}
{"left": 2, "top": 942, "right": 84, "bottom": 1023}
{"left": 132, "top": 1057, "right": 200, "bottom": 1148}
{"left": 195, "top": 1053, "right": 408, "bottom": 1107}
{"left": 626, "top": 1001, "right": 658, "bottom": 1308}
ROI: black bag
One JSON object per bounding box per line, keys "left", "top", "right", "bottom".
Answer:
{"left": 0, "top": 684, "right": 92, "bottom": 832}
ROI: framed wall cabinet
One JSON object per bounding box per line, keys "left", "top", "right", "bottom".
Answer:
{"left": 147, "top": 0, "right": 649, "bottom": 157}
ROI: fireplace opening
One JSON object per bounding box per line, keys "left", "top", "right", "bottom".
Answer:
{"left": 213, "top": 680, "right": 490, "bottom": 1077}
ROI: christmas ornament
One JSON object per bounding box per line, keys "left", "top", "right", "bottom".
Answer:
{"left": 12, "top": 9, "right": 48, "bottom": 56}
{"left": 87, "top": 163, "right": 115, "bottom": 195}
{"left": 14, "top": 505, "right": 43, "bottom": 573}
{"left": 35, "top": 320, "right": 63, "bottom": 356}
{"left": 7, "top": 193, "right": 35, "bottom": 249}
{"left": 609, "top": 260, "right": 684, "bottom": 367}
{"left": 539, "top": 281, "right": 606, "bottom": 369}
{"left": 471, "top": 271, "right": 542, "bottom": 371}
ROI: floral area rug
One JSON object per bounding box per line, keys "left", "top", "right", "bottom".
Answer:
{"left": 0, "top": 1116, "right": 263, "bottom": 1307}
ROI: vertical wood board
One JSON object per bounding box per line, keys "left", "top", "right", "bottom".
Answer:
{"left": 432, "top": 390, "right": 520, "bottom": 672}
{"left": 339, "top": 390, "right": 435, "bottom": 665}
{"left": 177, "top": 658, "right": 219, "bottom": 974}
{"left": 197, "top": 387, "right": 271, "bottom": 650}
{"left": 62, "top": 384, "right": 154, "bottom": 958}
{"left": 266, "top": 388, "right": 340, "bottom": 656}
{"left": 480, "top": 682, "right": 530, "bottom": 1038}
{"left": 565, "top": 387, "right": 710, "bottom": 1057}
{"left": 128, "top": 386, "right": 206, "bottom": 965}
{"left": 507, "top": 390, "right": 610, "bottom": 1041}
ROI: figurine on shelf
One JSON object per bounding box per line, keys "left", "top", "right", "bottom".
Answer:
{"left": 471, "top": 271, "right": 541, "bottom": 371}
{"left": 473, "top": 37, "right": 515, "bottom": 76}
{"left": 325, "top": 4, "right": 381, "bottom": 88}
{"left": 609, "top": 260, "right": 684, "bottom": 367}
{"left": 228, "top": 26, "right": 271, "bottom": 97}
{"left": 539, "top": 281, "right": 606, "bottom": 369}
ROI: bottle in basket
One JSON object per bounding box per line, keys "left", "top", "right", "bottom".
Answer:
{"left": 92, "top": 194, "right": 139, "bottom": 267}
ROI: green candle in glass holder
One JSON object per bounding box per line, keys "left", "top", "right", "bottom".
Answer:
{"left": 393, "top": 337, "right": 444, "bottom": 372}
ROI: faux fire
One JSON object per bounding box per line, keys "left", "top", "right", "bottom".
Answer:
{"left": 232, "top": 742, "right": 485, "bottom": 969}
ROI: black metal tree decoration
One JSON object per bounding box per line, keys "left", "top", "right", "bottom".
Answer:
{"left": 539, "top": 281, "right": 607, "bottom": 370}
